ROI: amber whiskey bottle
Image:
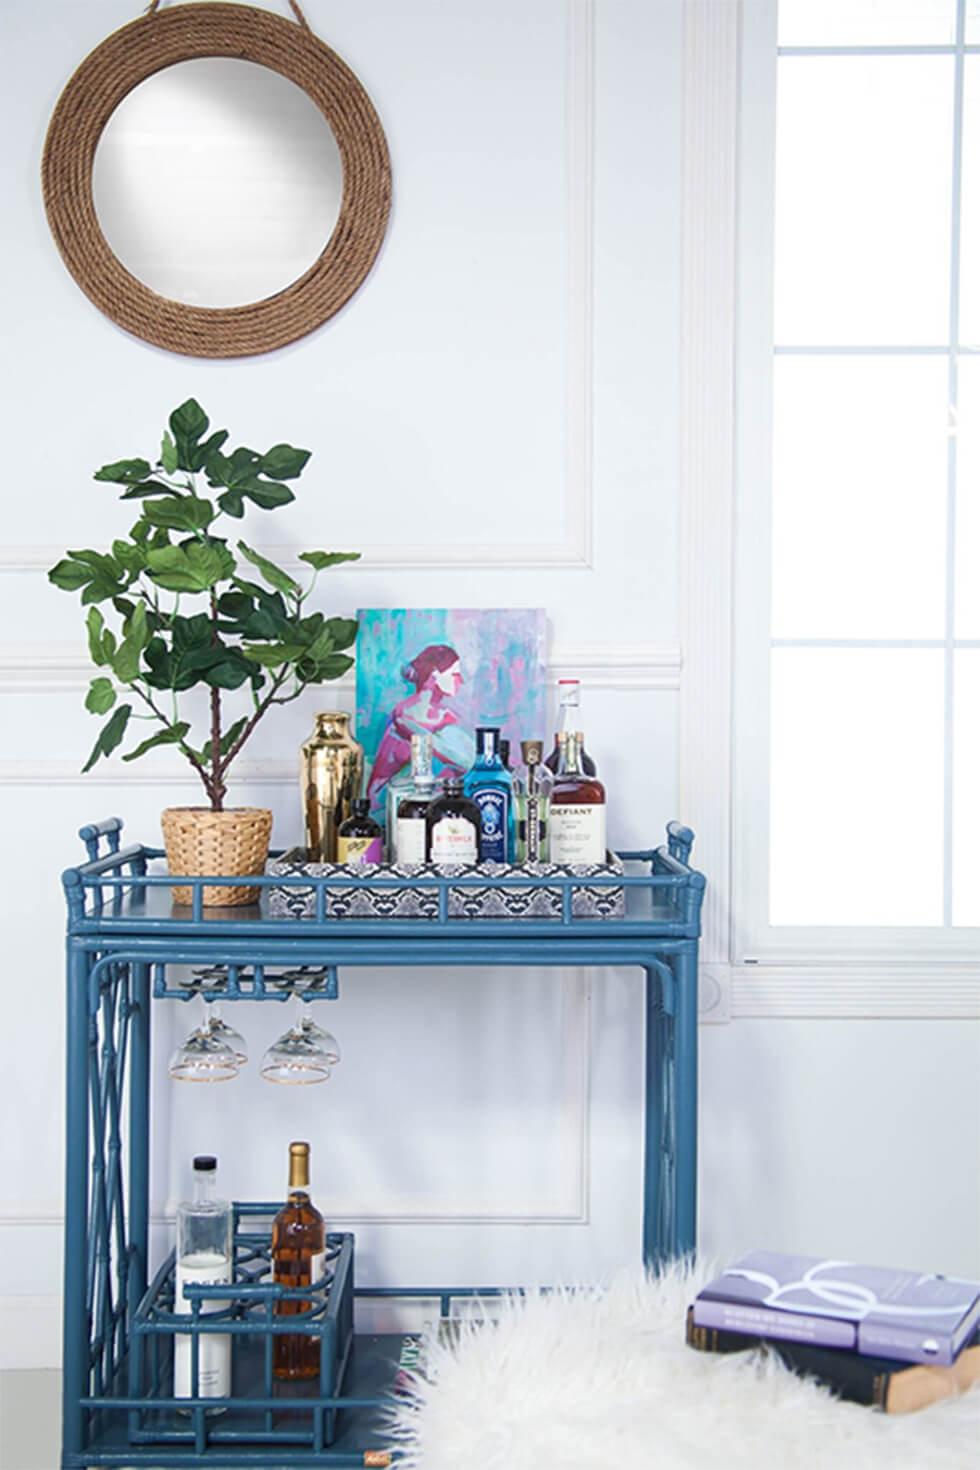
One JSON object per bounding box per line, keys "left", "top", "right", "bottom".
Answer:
{"left": 550, "top": 731, "right": 607, "bottom": 864}
{"left": 272, "top": 1141, "right": 326, "bottom": 1381}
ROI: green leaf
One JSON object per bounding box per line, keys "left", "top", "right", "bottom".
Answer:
{"left": 216, "top": 491, "right": 244, "bottom": 518}
{"left": 202, "top": 657, "right": 253, "bottom": 690}
{"left": 220, "top": 716, "right": 248, "bottom": 755}
{"left": 81, "top": 704, "right": 131, "bottom": 773}
{"left": 111, "top": 539, "right": 147, "bottom": 575}
{"left": 94, "top": 458, "right": 151, "bottom": 484}
{"left": 160, "top": 431, "right": 179, "bottom": 475}
{"left": 146, "top": 540, "right": 234, "bottom": 593}
{"left": 190, "top": 428, "right": 229, "bottom": 473}
{"left": 84, "top": 676, "right": 116, "bottom": 714}
{"left": 260, "top": 444, "right": 311, "bottom": 480}
{"left": 48, "top": 558, "right": 92, "bottom": 591}
{"left": 126, "top": 600, "right": 150, "bottom": 652}
{"left": 81, "top": 574, "right": 125, "bottom": 606}
{"left": 238, "top": 541, "right": 299, "bottom": 597}
{"left": 122, "top": 721, "right": 191, "bottom": 763}
{"left": 171, "top": 613, "right": 212, "bottom": 652}
{"left": 86, "top": 607, "right": 107, "bottom": 665}
{"left": 169, "top": 399, "right": 209, "bottom": 470}
{"left": 306, "top": 653, "right": 355, "bottom": 683}
{"left": 112, "top": 637, "right": 141, "bottom": 684}
{"left": 238, "top": 477, "right": 294, "bottom": 510}
{"left": 242, "top": 642, "right": 306, "bottom": 667}
{"left": 206, "top": 445, "right": 260, "bottom": 489}
{"left": 141, "top": 497, "right": 215, "bottom": 533}
{"left": 323, "top": 616, "right": 358, "bottom": 649}
{"left": 120, "top": 481, "right": 180, "bottom": 500}
{"left": 297, "top": 550, "right": 362, "bottom": 571}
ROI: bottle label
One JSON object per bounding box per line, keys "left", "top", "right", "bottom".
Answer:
{"left": 337, "top": 834, "right": 383, "bottom": 864}
{"left": 550, "top": 804, "right": 606, "bottom": 864}
{"left": 472, "top": 788, "right": 508, "bottom": 863}
{"left": 174, "top": 1252, "right": 232, "bottom": 1398}
{"left": 395, "top": 817, "right": 428, "bottom": 864}
{"left": 524, "top": 794, "right": 546, "bottom": 862}
{"left": 430, "top": 815, "right": 478, "bottom": 863}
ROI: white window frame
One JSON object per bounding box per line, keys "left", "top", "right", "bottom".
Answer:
{"left": 679, "top": 1, "right": 980, "bottom": 1018}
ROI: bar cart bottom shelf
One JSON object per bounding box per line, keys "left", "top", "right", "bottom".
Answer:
{"left": 75, "top": 1332, "right": 405, "bottom": 1467}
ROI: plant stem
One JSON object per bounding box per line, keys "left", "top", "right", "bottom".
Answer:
{"left": 209, "top": 592, "right": 225, "bottom": 812}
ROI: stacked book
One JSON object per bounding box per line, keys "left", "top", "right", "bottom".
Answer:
{"left": 688, "top": 1251, "right": 980, "bottom": 1414}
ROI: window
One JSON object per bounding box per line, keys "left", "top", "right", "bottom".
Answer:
{"left": 734, "top": 0, "right": 980, "bottom": 961}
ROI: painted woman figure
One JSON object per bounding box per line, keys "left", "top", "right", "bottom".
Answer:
{"left": 365, "top": 644, "right": 474, "bottom": 809}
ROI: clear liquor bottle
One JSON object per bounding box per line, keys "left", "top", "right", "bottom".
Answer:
{"left": 514, "top": 739, "right": 553, "bottom": 862}
{"left": 394, "top": 733, "right": 436, "bottom": 864}
{"left": 550, "top": 731, "right": 607, "bottom": 864}
{"left": 463, "top": 727, "right": 515, "bottom": 863}
{"left": 272, "top": 1141, "right": 326, "bottom": 1382}
{"left": 175, "top": 1155, "right": 232, "bottom": 1403}
{"left": 426, "top": 776, "right": 481, "bottom": 865}
{"left": 544, "top": 679, "right": 597, "bottom": 776}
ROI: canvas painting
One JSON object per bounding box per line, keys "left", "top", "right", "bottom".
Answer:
{"left": 355, "top": 608, "right": 547, "bottom": 818}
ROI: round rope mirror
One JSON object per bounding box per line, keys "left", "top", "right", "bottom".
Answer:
{"left": 41, "top": 2, "right": 391, "bottom": 358}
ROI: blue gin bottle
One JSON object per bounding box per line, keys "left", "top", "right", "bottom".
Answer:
{"left": 463, "top": 727, "right": 515, "bottom": 863}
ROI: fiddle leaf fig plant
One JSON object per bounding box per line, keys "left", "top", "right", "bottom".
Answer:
{"left": 49, "top": 399, "right": 359, "bottom": 810}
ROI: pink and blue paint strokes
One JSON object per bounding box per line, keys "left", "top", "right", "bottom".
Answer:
{"left": 355, "top": 608, "right": 547, "bottom": 818}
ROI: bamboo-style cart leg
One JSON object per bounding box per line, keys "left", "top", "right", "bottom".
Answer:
{"left": 128, "top": 961, "right": 150, "bottom": 1433}
{"left": 63, "top": 942, "right": 91, "bottom": 1467}
{"left": 671, "top": 942, "right": 699, "bottom": 1257}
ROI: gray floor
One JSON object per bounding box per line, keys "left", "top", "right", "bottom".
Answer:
{"left": 0, "top": 1371, "right": 61, "bottom": 1470}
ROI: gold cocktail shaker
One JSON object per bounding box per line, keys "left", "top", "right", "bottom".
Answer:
{"left": 301, "top": 713, "right": 364, "bottom": 861}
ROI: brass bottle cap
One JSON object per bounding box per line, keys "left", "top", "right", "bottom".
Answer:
{"left": 521, "top": 740, "right": 543, "bottom": 765}
{"left": 288, "top": 1140, "right": 311, "bottom": 1189}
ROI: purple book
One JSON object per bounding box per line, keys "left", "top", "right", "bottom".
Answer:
{"left": 692, "top": 1251, "right": 980, "bottom": 1366}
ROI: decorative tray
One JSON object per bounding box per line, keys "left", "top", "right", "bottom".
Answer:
{"left": 266, "top": 851, "right": 626, "bottom": 921}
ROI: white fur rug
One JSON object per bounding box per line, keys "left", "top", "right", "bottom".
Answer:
{"left": 385, "top": 1263, "right": 979, "bottom": 1470}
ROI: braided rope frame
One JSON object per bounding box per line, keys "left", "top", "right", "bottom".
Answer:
{"left": 41, "top": 3, "right": 391, "bottom": 358}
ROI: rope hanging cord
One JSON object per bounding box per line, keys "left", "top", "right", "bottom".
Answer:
{"left": 43, "top": 2, "right": 391, "bottom": 358}
{"left": 147, "top": 0, "right": 311, "bottom": 28}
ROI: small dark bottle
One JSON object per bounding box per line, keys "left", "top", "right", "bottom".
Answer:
{"left": 499, "top": 738, "right": 511, "bottom": 770}
{"left": 425, "top": 776, "right": 481, "bottom": 864}
{"left": 337, "top": 799, "right": 383, "bottom": 864}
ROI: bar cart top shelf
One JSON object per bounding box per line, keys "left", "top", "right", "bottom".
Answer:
{"left": 62, "top": 818, "right": 706, "bottom": 942}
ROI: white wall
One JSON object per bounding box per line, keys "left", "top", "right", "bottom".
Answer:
{"left": 0, "top": 0, "right": 976, "bottom": 1371}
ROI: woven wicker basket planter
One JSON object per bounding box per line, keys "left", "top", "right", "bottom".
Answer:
{"left": 161, "top": 807, "right": 273, "bottom": 907}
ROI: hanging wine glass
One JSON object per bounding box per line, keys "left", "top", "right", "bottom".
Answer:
{"left": 296, "top": 1013, "right": 341, "bottom": 1066}
{"left": 204, "top": 1004, "right": 248, "bottom": 1066}
{"left": 169, "top": 1010, "right": 239, "bottom": 1083}
{"left": 260, "top": 1007, "right": 337, "bottom": 1085}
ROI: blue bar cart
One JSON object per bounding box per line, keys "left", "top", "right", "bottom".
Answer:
{"left": 60, "top": 818, "right": 705, "bottom": 1468}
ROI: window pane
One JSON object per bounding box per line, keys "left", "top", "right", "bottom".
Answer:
{"left": 967, "top": 1, "right": 980, "bottom": 45}
{"left": 770, "top": 649, "right": 945, "bottom": 925}
{"left": 952, "top": 650, "right": 980, "bottom": 926}
{"left": 959, "top": 58, "right": 980, "bottom": 350}
{"left": 772, "top": 356, "right": 949, "bottom": 638}
{"left": 955, "top": 356, "right": 980, "bottom": 637}
{"left": 779, "top": 1, "right": 957, "bottom": 48}
{"left": 775, "top": 57, "right": 953, "bottom": 345}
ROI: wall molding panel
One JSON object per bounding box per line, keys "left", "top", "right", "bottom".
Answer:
{"left": 729, "top": 964, "right": 980, "bottom": 1020}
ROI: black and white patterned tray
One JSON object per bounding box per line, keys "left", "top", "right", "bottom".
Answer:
{"left": 266, "top": 851, "right": 625, "bottom": 921}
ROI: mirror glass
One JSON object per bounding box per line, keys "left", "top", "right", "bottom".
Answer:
{"left": 93, "top": 59, "right": 343, "bottom": 309}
